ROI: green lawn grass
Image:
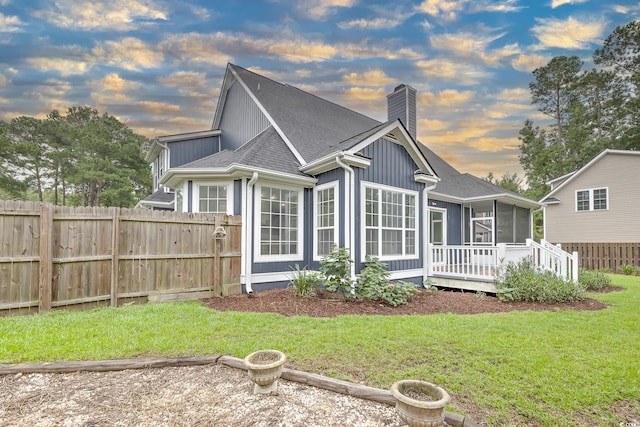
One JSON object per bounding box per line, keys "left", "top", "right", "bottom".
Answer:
{"left": 1, "top": 275, "right": 638, "bottom": 426}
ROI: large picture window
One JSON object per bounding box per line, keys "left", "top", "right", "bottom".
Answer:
{"left": 362, "top": 183, "right": 418, "bottom": 260}
{"left": 257, "top": 185, "right": 303, "bottom": 261}
{"left": 314, "top": 182, "right": 338, "bottom": 259}
{"left": 576, "top": 188, "right": 608, "bottom": 212}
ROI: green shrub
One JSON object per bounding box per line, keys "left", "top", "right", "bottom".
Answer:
{"left": 289, "top": 264, "right": 323, "bottom": 297}
{"left": 355, "top": 256, "right": 418, "bottom": 306}
{"left": 578, "top": 268, "right": 611, "bottom": 291}
{"left": 495, "top": 257, "right": 585, "bottom": 303}
{"left": 619, "top": 264, "right": 638, "bottom": 276}
{"left": 320, "top": 246, "right": 355, "bottom": 299}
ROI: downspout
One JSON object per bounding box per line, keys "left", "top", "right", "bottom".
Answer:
{"left": 423, "top": 183, "right": 438, "bottom": 283}
{"left": 245, "top": 171, "right": 259, "bottom": 294}
{"left": 335, "top": 154, "right": 355, "bottom": 281}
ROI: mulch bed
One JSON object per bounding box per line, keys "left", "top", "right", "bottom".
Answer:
{"left": 206, "top": 286, "right": 613, "bottom": 317}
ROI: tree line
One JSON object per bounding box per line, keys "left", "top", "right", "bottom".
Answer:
{"left": 488, "top": 20, "right": 640, "bottom": 201}
{"left": 0, "top": 106, "right": 151, "bottom": 207}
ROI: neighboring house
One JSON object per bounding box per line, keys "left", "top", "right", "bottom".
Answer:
{"left": 139, "top": 63, "right": 539, "bottom": 293}
{"left": 540, "top": 149, "right": 640, "bottom": 269}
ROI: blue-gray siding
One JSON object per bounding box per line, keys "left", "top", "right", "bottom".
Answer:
{"left": 168, "top": 136, "right": 220, "bottom": 168}
{"left": 308, "top": 168, "right": 345, "bottom": 270}
{"left": 219, "top": 81, "right": 270, "bottom": 151}
{"left": 233, "top": 180, "right": 242, "bottom": 215}
{"left": 429, "top": 199, "right": 462, "bottom": 245}
{"left": 355, "top": 138, "right": 424, "bottom": 274}
{"left": 387, "top": 86, "right": 417, "bottom": 139}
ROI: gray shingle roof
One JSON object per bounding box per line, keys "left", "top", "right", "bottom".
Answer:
{"left": 178, "top": 126, "right": 305, "bottom": 177}
{"left": 230, "top": 64, "right": 381, "bottom": 162}
{"left": 202, "top": 64, "right": 534, "bottom": 203}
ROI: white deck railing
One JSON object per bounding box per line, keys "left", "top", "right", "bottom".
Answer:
{"left": 428, "top": 241, "right": 579, "bottom": 283}
{"left": 527, "top": 239, "right": 579, "bottom": 283}
{"left": 428, "top": 244, "right": 498, "bottom": 280}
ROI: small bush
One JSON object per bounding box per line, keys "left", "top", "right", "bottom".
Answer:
{"left": 289, "top": 265, "right": 323, "bottom": 297}
{"left": 355, "top": 256, "right": 418, "bottom": 306}
{"left": 619, "top": 264, "right": 638, "bottom": 276}
{"left": 320, "top": 246, "right": 355, "bottom": 299}
{"left": 495, "top": 257, "right": 585, "bottom": 303}
{"left": 578, "top": 268, "right": 611, "bottom": 291}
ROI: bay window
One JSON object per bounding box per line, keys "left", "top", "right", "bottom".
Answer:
{"left": 362, "top": 183, "right": 418, "bottom": 260}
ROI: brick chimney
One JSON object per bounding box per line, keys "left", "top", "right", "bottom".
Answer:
{"left": 387, "top": 84, "right": 417, "bottom": 140}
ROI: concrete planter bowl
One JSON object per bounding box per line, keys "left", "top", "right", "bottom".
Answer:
{"left": 244, "top": 349, "right": 287, "bottom": 394}
{"left": 390, "top": 380, "right": 451, "bottom": 427}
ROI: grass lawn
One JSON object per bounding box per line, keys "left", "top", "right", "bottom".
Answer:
{"left": 1, "top": 274, "right": 638, "bottom": 426}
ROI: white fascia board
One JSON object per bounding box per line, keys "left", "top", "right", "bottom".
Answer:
{"left": 348, "top": 120, "right": 438, "bottom": 178}
{"left": 429, "top": 191, "right": 540, "bottom": 209}
{"left": 158, "top": 129, "right": 220, "bottom": 144}
{"left": 229, "top": 67, "right": 307, "bottom": 166}
{"left": 414, "top": 172, "right": 440, "bottom": 185}
{"left": 211, "top": 65, "right": 235, "bottom": 129}
{"left": 300, "top": 152, "right": 371, "bottom": 175}
{"left": 161, "top": 164, "right": 317, "bottom": 188}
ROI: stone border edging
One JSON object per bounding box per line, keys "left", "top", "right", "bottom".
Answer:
{"left": 0, "top": 355, "right": 482, "bottom": 427}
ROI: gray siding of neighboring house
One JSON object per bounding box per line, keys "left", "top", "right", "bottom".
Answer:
{"left": 354, "top": 138, "right": 425, "bottom": 274}
{"left": 545, "top": 153, "right": 640, "bottom": 243}
{"left": 168, "top": 136, "right": 220, "bottom": 168}
{"left": 428, "top": 199, "right": 463, "bottom": 245}
{"left": 219, "top": 81, "right": 270, "bottom": 151}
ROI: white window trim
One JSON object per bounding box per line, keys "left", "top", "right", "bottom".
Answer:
{"left": 428, "top": 207, "right": 447, "bottom": 245}
{"left": 360, "top": 181, "right": 419, "bottom": 262}
{"left": 254, "top": 183, "right": 304, "bottom": 263}
{"left": 575, "top": 187, "right": 608, "bottom": 212}
{"left": 193, "top": 181, "right": 234, "bottom": 214}
{"left": 175, "top": 183, "right": 186, "bottom": 213}
{"left": 313, "top": 181, "right": 339, "bottom": 261}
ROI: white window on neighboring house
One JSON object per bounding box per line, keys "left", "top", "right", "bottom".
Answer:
{"left": 314, "top": 182, "right": 338, "bottom": 259}
{"left": 576, "top": 188, "right": 608, "bottom": 212}
{"left": 256, "top": 184, "right": 303, "bottom": 262}
{"left": 362, "top": 183, "right": 418, "bottom": 261}
{"left": 194, "top": 182, "right": 233, "bottom": 214}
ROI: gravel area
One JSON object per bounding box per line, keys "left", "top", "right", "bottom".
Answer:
{"left": 0, "top": 364, "right": 404, "bottom": 427}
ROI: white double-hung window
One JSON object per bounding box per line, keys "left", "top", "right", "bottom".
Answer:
{"left": 576, "top": 188, "right": 608, "bottom": 212}
{"left": 314, "top": 182, "right": 338, "bottom": 259}
{"left": 256, "top": 184, "right": 303, "bottom": 261}
{"left": 362, "top": 182, "right": 418, "bottom": 260}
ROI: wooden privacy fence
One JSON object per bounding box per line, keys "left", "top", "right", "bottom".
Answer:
{"left": 559, "top": 242, "right": 640, "bottom": 272}
{"left": 0, "top": 200, "right": 242, "bottom": 314}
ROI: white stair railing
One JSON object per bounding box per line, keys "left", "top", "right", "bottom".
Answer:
{"left": 526, "top": 239, "right": 579, "bottom": 283}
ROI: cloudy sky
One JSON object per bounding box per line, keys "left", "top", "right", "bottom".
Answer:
{"left": 0, "top": 1, "right": 637, "bottom": 178}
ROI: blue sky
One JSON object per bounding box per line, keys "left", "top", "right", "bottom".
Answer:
{"left": 0, "top": 1, "right": 637, "bottom": 178}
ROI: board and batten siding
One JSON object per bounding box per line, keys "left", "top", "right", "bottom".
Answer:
{"left": 428, "top": 199, "right": 462, "bottom": 245}
{"left": 354, "top": 138, "right": 424, "bottom": 274}
{"left": 168, "top": 136, "right": 220, "bottom": 168}
{"left": 545, "top": 152, "right": 640, "bottom": 243}
{"left": 219, "top": 81, "right": 270, "bottom": 151}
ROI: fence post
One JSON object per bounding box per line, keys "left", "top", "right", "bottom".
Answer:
{"left": 110, "top": 207, "right": 120, "bottom": 307}
{"left": 38, "top": 203, "right": 53, "bottom": 313}
{"left": 572, "top": 251, "right": 579, "bottom": 284}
